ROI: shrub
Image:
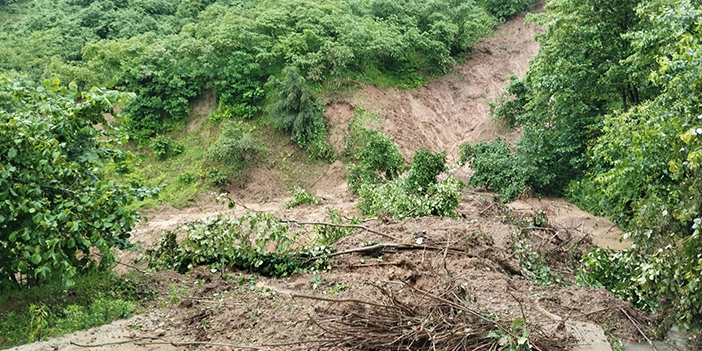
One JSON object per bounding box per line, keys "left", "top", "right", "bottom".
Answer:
{"left": 346, "top": 129, "right": 406, "bottom": 194}
{"left": 478, "top": 0, "right": 533, "bottom": 20}
{"left": 208, "top": 121, "right": 266, "bottom": 172}
{"left": 459, "top": 139, "right": 527, "bottom": 202}
{"left": 577, "top": 249, "right": 658, "bottom": 312}
{"left": 490, "top": 76, "right": 529, "bottom": 129}
{"left": 285, "top": 187, "right": 320, "bottom": 209}
{"left": 147, "top": 213, "right": 306, "bottom": 276}
{"left": 151, "top": 135, "right": 184, "bottom": 160}
{"left": 405, "top": 148, "right": 447, "bottom": 194}
{"left": 313, "top": 208, "right": 357, "bottom": 246}
{"left": 204, "top": 167, "right": 229, "bottom": 186}
{"left": 306, "top": 136, "right": 336, "bottom": 163}
{"left": 358, "top": 177, "right": 462, "bottom": 219}
{"left": 175, "top": 172, "right": 196, "bottom": 185}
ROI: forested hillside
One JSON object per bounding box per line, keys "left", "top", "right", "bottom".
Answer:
{"left": 465, "top": 0, "right": 702, "bottom": 330}
{"left": 0, "top": 0, "right": 531, "bottom": 144}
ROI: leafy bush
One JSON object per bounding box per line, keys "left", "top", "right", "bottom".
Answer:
{"left": 313, "top": 208, "right": 357, "bottom": 246}
{"left": 577, "top": 249, "right": 657, "bottom": 311}
{"left": 175, "top": 172, "right": 196, "bottom": 185}
{"left": 478, "top": 0, "right": 533, "bottom": 20}
{"left": 147, "top": 213, "right": 332, "bottom": 277}
{"left": 358, "top": 177, "right": 462, "bottom": 219}
{"left": 147, "top": 213, "right": 299, "bottom": 276}
{"left": 459, "top": 139, "right": 527, "bottom": 202}
{"left": 208, "top": 121, "right": 266, "bottom": 176}
{"left": 346, "top": 129, "right": 406, "bottom": 194}
{"left": 0, "top": 77, "right": 155, "bottom": 288}
{"left": 406, "top": 148, "right": 447, "bottom": 194}
{"left": 285, "top": 187, "right": 320, "bottom": 209}
{"left": 490, "top": 75, "right": 529, "bottom": 129}
{"left": 204, "top": 167, "right": 229, "bottom": 186}
{"left": 151, "top": 135, "right": 184, "bottom": 160}
{"left": 306, "top": 135, "right": 336, "bottom": 163}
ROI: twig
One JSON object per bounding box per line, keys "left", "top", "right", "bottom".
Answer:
{"left": 480, "top": 203, "right": 497, "bottom": 215}
{"left": 291, "top": 293, "right": 390, "bottom": 308}
{"left": 114, "top": 260, "right": 148, "bottom": 274}
{"left": 306, "top": 243, "right": 473, "bottom": 264}
{"left": 343, "top": 261, "right": 404, "bottom": 268}
{"left": 620, "top": 307, "right": 658, "bottom": 351}
{"left": 580, "top": 304, "right": 626, "bottom": 316}
{"left": 69, "top": 337, "right": 161, "bottom": 348}
{"left": 135, "top": 339, "right": 339, "bottom": 349}
{"left": 282, "top": 218, "right": 397, "bottom": 240}
{"left": 93, "top": 252, "right": 147, "bottom": 274}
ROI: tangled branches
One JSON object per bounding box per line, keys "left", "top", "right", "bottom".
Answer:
{"left": 299, "top": 283, "right": 569, "bottom": 351}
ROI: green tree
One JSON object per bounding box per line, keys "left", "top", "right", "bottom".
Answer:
{"left": 573, "top": 1, "right": 702, "bottom": 328}
{"left": 266, "top": 66, "right": 324, "bottom": 147}
{"left": 0, "top": 77, "right": 154, "bottom": 288}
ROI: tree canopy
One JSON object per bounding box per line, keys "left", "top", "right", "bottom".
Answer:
{"left": 0, "top": 76, "right": 154, "bottom": 288}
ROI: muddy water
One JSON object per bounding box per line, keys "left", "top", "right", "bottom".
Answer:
{"left": 624, "top": 326, "right": 691, "bottom": 351}
{"left": 506, "top": 197, "right": 631, "bottom": 250}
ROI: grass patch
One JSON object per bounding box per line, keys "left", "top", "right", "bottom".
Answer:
{"left": 117, "top": 119, "right": 221, "bottom": 210}
{"left": 0, "top": 270, "right": 154, "bottom": 349}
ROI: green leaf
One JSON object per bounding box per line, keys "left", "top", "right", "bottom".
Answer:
{"left": 31, "top": 253, "right": 42, "bottom": 265}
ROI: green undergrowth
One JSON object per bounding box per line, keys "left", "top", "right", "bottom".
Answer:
{"left": 0, "top": 270, "right": 154, "bottom": 349}
{"left": 112, "top": 118, "right": 222, "bottom": 211}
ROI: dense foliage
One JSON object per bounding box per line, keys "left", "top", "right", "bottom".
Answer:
{"left": 346, "top": 129, "right": 407, "bottom": 194}
{"left": 459, "top": 139, "right": 526, "bottom": 202}
{"left": 0, "top": 0, "right": 536, "bottom": 146}
{"left": 473, "top": 0, "right": 702, "bottom": 329}
{"left": 0, "top": 77, "right": 154, "bottom": 288}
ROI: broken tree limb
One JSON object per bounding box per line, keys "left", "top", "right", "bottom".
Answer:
{"left": 282, "top": 218, "right": 397, "bottom": 240}
{"left": 291, "top": 293, "right": 390, "bottom": 308}
{"left": 306, "top": 242, "right": 475, "bottom": 264}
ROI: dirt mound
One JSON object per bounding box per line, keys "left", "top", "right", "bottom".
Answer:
{"left": 325, "top": 11, "right": 542, "bottom": 161}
